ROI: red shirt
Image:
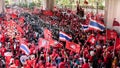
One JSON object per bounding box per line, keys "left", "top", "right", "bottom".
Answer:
{"left": 51, "top": 52, "right": 58, "bottom": 60}
{"left": 59, "top": 62, "right": 66, "bottom": 68}
{"left": 10, "top": 64, "right": 17, "bottom": 68}
{"left": 11, "top": 13, "right": 17, "bottom": 19}
{"left": 19, "top": 17, "right": 24, "bottom": 23}
{"left": 5, "top": 56, "right": 12, "bottom": 65}
{"left": 24, "top": 64, "right": 31, "bottom": 68}
{"left": 14, "top": 59, "right": 19, "bottom": 66}
{"left": 82, "top": 63, "right": 90, "bottom": 68}
{"left": 38, "top": 63, "right": 45, "bottom": 68}
{"left": 0, "top": 34, "right": 5, "bottom": 43}
{"left": 31, "top": 59, "right": 36, "bottom": 68}
{"left": 26, "top": 59, "right": 32, "bottom": 67}
{"left": 30, "top": 45, "right": 35, "bottom": 54}
{"left": 0, "top": 47, "right": 6, "bottom": 56}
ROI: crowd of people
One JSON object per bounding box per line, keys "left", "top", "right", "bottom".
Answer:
{"left": 0, "top": 6, "right": 120, "bottom": 68}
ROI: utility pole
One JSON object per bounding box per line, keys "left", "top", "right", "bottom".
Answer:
{"left": 96, "top": 1, "right": 99, "bottom": 14}
{"left": 96, "top": 0, "right": 100, "bottom": 14}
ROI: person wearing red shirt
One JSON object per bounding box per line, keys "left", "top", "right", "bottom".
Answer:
{"left": 0, "top": 33, "right": 5, "bottom": 43}
{"left": 9, "top": 63, "right": 17, "bottom": 68}
{"left": 5, "top": 55, "right": 12, "bottom": 68}
{"left": 0, "top": 46, "right": 6, "bottom": 56}
{"left": 23, "top": 59, "right": 31, "bottom": 68}
{"left": 14, "top": 58, "right": 20, "bottom": 67}
{"left": 23, "top": 64, "right": 31, "bottom": 68}
{"left": 30, "top": 45, "right": 35, "bottom": 54}
{"left": 37, "top": 61, "right": 45, "bottom": 68}
{"left": 51, "top": 51, "right": 58, "bottom": 61}
{"left": 58, "top": 58, "right": 66, "bottom": 68}
{"left": 82, "top": 59, "right": 90, "bottom": 68}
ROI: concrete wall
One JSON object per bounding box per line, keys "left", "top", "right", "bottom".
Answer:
{"left": 105, "top": 0, "right": 120, "bottom": 33}
{"left": 0, "top": 0, "right": 4, "bottom": 13}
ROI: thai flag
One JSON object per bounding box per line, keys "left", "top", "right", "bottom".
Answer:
{"left": 89, "top": 20, "right": 105, "bottom": 31}
{"left": 81, "top": 24, "right": 89, "bottom": 31}
{"left": 59, "top": 31, "right": 72, "bottom": 41}
{"left": 20, "top": 44, "right": 30, "bottom": 55}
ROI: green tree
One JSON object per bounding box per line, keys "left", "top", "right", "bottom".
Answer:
{"left": 59, "top": 0, "right": 70, "bottom": 7}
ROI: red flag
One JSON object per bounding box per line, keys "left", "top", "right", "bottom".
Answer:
{"left": 66, "top": 41, "right": 80, "bottom": 53}
{"left": 49, "top": 39, "right": 57, "bottom": 46}
{"left": 87, "top": 34, "right": 96, "bottom": 45}
{"left": 38, "top": 38, "right": 49, "bottom": 48}
{"left": 44, "top": 28, "right": 52, "bottom": 40}
{"left": 113, "top": 18, "right": 120, "bottom": 26}
{"left": 55, "top": 42, "right": 63, "bottom": 48}
{"left": 49, "top": 39, "right": 62, "bottom": 48}
{"left": 115, "top": 38, "right": 120, "bottom": 50}
{"left": 107, "top": 29, "right": 117, "bottom": 39}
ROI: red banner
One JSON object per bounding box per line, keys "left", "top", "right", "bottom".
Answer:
{"left": 66, "top": 41, "right": 80, "bottom": 53}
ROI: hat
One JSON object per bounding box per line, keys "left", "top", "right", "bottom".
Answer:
{"left": 30, "top": 54, "right": 35, "bottom": 60}
{"left": 90, "top": 50, "right": 94, "bottom": 56}
{"left": 0, "top": 42, "right": 2, "bottom": 48}
{"left": 103, "top": 46, "right": 106, "bottom": 49}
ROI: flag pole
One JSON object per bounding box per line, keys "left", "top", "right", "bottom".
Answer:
{"left": 113, "top": 36, "right": 117, "bottom": 57}
{"left": 105, "top": 6, "right": 108, "bottom": 51}
{"left": 46, "top": 40, "right": 49, "bottom": 62}
{"left": 82, "top": 37, "right": 89, "bottom": 58}
{"left": 46, "top": 21, "right": 52, "bottom": 62}
{"left": 82, "top": 40, "right": 87, "bottom": 58}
